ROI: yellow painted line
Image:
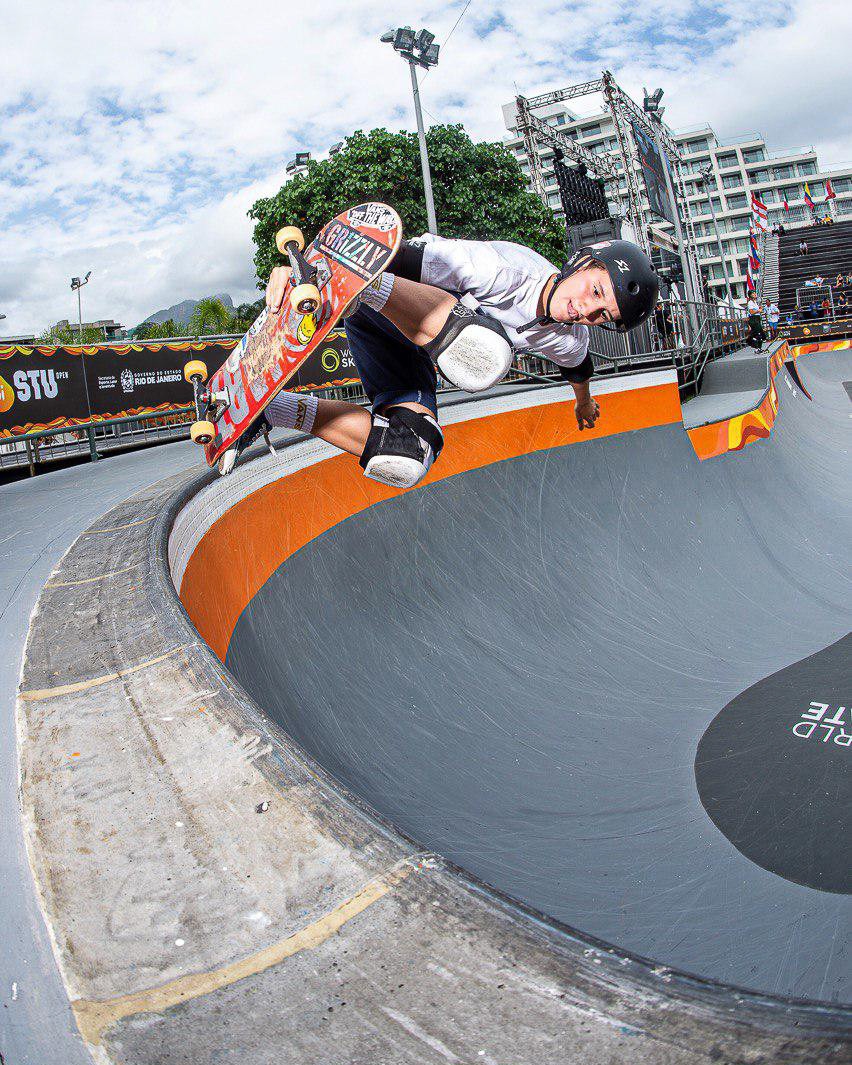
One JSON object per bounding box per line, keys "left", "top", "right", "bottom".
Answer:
{"left": 85, "top": 517, "right": 156, "bottom": 533}
{"left": 46, "top": 563, "right": 144, "bottom": 587}
{"left": 71, "top": 857, "right": 423, "bottom": 1046}
{"left": 19, "top": 646, "right": 188, "bottom": 701}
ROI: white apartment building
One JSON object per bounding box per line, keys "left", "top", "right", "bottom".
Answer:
{"left": 502, "top": 99, "right": 852, "bottom": 301}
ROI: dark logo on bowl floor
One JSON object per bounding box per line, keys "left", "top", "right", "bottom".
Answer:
{"left": 694, "top": 633, "right": 850, "bottom": 894}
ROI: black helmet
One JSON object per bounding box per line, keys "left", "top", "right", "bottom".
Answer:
{"left": 558, "top": 239, "right": 660, "bottom": 332}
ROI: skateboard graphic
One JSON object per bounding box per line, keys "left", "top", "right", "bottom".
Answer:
{"left": 183, "top": 202, "right": 402, "bottom": 472}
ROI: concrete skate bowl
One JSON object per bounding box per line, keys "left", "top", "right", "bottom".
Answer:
{"left": 171, "top": 349, "right": 851, "bottom": 1010}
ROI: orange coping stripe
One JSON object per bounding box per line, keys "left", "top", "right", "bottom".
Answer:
{"left": 791, "top": 338, "right": 852, "bottom": 356}
{"left": 180, "top": 381, "right": 682, "bottom": 662}
{"left": 686, "top": 342, "right": 792, "bottom": 461}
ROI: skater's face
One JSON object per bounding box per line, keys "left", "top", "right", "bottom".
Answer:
{"left": 551, "top": 265, "right": 619, "bottom": 327}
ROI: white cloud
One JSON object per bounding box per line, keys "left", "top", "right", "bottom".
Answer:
{"left": 2, "top": 0, "right": 849, "bottom": 334}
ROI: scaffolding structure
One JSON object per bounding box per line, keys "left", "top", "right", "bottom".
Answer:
{"left": 514, "top": 71, "right": 704, "bottom": 305}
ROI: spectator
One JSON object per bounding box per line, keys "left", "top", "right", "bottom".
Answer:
{"left": 654, "top": 303, "right": 675, "bottom": 348}
{"left": 785, "top": 313, "right": 794, "bottom": 329}
{"left": 746, "top": 295, "right": 767, "bottom": 349}
{"left": 767, "top": 301, "right": 780, "bottom": 337}
{"left": 821, "top": 297, "right": 832, "bottom": 318}
{"left": 799, "top": 239, "right": 808, "bottom": 255}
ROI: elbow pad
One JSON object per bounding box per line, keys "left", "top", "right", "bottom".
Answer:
{"left": 558, "top": 352, "right": 593, "bottom": 385}
{"left": 393, "top": 239, "right": 426, "bottom": 282}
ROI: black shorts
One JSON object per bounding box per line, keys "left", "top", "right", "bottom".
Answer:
{"left": 344, "top": 305, "right": 438, "bottom": 417}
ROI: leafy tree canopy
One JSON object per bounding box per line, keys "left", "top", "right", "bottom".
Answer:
{"left": 188, "top": 296, "right": 234, "bottom": 336}
{"left": 248, "top": 124, "right": 569, "bottom": 287}
{"left": 40, "top": 322, "right": 111, "bottom": 345}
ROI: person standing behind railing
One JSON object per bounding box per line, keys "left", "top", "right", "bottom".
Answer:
{"left": 767, "top": 301, "right": 780, "bottom": 338}
{"left": 746, "top": 295, "right": 767, "bottom": 349}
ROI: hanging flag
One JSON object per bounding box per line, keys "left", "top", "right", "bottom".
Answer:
{"left": 783, "top": 195, "right": 789, "bottom": 213}
{"left": 826, "top": 178, "right": 836, "bottom": 200}
{"left": 750, "top": 191, "right": 768, "bottom": 231}
{"left": 804, "top": 183, "right": 815, "bottom": 210}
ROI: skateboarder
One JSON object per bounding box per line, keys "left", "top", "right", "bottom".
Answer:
{"left": 262, "top": 235, "right": 659, "bottom": 489}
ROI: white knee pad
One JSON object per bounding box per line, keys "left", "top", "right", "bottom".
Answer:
{"left": 423, "top": 303, "right": 513, "bottom": 392}
{"left": 359, "top": 407, "right": 443, "bottom": 490}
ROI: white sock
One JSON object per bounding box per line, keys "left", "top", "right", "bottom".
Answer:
{"left": 360, "top": 272, "right": 395, "bottom": 312}
{"left": 266, "top": 391, "right": 318, "bottom": 433}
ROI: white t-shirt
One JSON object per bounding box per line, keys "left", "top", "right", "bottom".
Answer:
{"left": 767, "top": 303, "right": 780, "bottom": 323}
{"left": 747, "top": 298, "right": 760, "bottom": 315}
{"left": 417, "top": 234, "right": 590, "bottom": 371}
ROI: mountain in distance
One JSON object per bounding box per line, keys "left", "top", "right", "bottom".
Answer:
{"left": 141, "top": 293, "right": 234, "bottom": 326}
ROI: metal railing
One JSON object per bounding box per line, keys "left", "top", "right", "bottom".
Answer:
{"left": 0, "top": 407, "right": 197, "bottom": 475}
{"left": 1, "top": 300, "right": 750, "bottom": 477}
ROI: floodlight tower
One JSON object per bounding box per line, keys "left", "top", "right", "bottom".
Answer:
{"left": 71, "top": 270, "right": 94, "bottom": 420}
{"left": 642, "top": 88, "right": 700, "bottom": 335}
{"left": 381, "top": 26, "right": 440, "bottom": 234}
{"left": 71, "top": 271, "right": 92, "bottom": 343}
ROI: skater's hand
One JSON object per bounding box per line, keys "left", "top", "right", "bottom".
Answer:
{"left": 265, "top": 266, "right": 292, "bottom": 313}
{"left": 575, "top": 395, "right": 600, "bottom": 431}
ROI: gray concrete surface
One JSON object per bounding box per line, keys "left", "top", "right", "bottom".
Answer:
{"left": 227, "top": 349, "right": 851, "bottom": 1002}
{"left": 682, "top": 348, "right": 770, "bottom": 427}
{"left": 0, "top": 440, "right": 206, "bottom": 1065}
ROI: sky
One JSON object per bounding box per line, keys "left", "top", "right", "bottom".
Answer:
{"left": 2, "top": 0, "right": 850, "bottom": 336}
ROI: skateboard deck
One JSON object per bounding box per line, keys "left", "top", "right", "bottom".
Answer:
{"left": 188, "top": 203, "right": 402, "bottom": 470}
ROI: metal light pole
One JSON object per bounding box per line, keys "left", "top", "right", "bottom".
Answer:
{"left": 71, "top": 271, "right": 91, "bottom": 343}
{"left": 381, "top": 27, "right": 440, "bottom": 234}
{"left": 71, "top": 272, "right": 96, "bottom": 440}
{"left": 700, "top": 169, "right": 734, "bottom": 308}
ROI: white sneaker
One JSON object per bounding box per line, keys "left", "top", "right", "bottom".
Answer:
{"left": 217, "top": 447, "right": 237, "bottom": 476}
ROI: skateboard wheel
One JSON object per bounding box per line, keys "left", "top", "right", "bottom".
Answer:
{"left": 276, "top": 226, "right": 305, "bottom": 255}
{"left": 183, "top": 359, "right": 208, "bottom": 384}
{"left": 290, "top": 283, "right": 320, "bottom": 315}
{"left": 190, "top": 420, "right": 215, "bottom": 445}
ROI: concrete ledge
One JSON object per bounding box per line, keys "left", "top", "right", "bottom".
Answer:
{"left": 16, "top": 412, "right": 851, "bottom": 1064}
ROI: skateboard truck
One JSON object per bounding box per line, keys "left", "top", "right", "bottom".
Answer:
{"left": 183, "top": 360, "right": 216, "bottom": 444}
{"left": 261, "top": 419, "right": 276, "bottom": 456}
{"left": 275, "top": 226, "right": 321, "bottom": 314}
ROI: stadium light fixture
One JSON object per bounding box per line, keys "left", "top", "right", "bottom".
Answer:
{"left": 70, "top": 271, "right": 92, "bottom": 341}
{"left": 643, "top": 87, "right": 665, "bottom": 117}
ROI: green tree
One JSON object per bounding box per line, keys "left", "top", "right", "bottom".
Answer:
{"left": 40, "top": 322, "right": 108, "bottom": 345}
{"left": 130, "top": 320, "right": 166, "bottom": 340}
{"left": 188, "top": 297, "right": 233, "bottom": 336}
{"left": 248, "top": 125, "right": 569, "bottom": 287}
{"left": 231, "top": 300, "right": 265, "bottom": 331}
{"left": 129, "top": 318, "right": 188, "bottom": 340}
{"left": 160, "top": 319, "right": 184, "bottom": 338}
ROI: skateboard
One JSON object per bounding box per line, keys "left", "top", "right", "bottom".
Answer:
{"left": 183, "top": 202, "right": 402, "bottom": 472}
